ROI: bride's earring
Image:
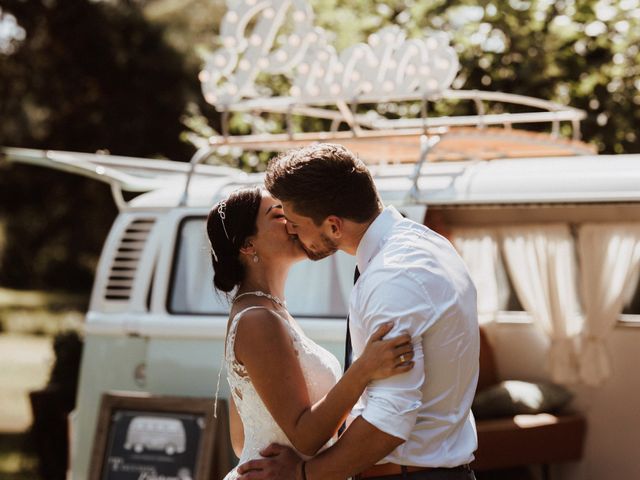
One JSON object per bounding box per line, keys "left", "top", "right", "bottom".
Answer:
{"left": 253, "top": 254, "right": 259, "bottom": 263}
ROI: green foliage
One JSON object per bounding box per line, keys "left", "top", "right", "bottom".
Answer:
{"left": 0, "top": 0, "right": 207, "bottom": 291}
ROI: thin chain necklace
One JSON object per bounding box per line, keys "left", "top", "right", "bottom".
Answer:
{"left": 234, "top": 290, "right": 287, "bottom": 309}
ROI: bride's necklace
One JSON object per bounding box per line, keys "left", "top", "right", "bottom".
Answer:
{"left": 233, "top": 290, "right": 287, "bottom": 309}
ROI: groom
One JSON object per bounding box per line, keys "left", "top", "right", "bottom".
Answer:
{"left": 238, "top": 143, "right": 479, "bottom": 480}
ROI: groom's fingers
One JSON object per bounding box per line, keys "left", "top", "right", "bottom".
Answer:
{"left": 237, "top": 470, "right": 268, "bottom": 480}
{"left": 260, "top": 443, "right": 286, "bottom": 457}
{"left": 369, "top": 321, "right": 394, "bottom": 342}
{"left": 237, "top": 459, "right": 268, "bottom": 474}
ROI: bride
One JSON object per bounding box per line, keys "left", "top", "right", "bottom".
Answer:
{"left": 206, "top": 186, "right": 415, "bottom": 480}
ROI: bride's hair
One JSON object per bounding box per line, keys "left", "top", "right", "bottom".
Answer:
{"left": 206, "top": 186, "right": 262, "bottom": 293}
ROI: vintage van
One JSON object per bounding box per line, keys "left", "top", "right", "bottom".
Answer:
{"left": 4, "top": 124, "right": 640, "bottom": 480}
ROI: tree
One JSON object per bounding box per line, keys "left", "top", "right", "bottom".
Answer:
{"left": 0, "top": 0, "right": 203, "bottom": 290}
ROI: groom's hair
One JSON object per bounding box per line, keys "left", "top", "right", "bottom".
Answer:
{"left": 265, "top": 143, "right": 380, "bottom": 225}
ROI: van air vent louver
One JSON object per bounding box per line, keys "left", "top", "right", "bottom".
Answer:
{"left": 104, "top": 218, "right": 156, "bottom": 301}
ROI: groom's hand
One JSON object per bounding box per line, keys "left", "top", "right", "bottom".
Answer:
{"left": 237, "top": 444, "right": 303, "bottom": 480}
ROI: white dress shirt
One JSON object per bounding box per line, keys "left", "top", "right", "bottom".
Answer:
{"left": 349, "top": 206, "right": 479, "bottom": 467}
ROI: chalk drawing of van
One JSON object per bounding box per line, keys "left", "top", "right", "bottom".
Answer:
{"left": 123, "top": 416, "right": 186, "bottom": 455}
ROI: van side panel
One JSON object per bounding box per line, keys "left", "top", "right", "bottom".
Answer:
{"left": 71, "top": 335, "right": 148, "bottom": 480}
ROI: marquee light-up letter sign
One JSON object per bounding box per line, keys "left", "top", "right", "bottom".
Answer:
{"left": 199, "top": 0, "right": 459, "bottom": 108}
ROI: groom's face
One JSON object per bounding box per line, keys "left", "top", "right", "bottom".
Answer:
{"left": 281, "top": 201, "right": 338, "bottom": 261}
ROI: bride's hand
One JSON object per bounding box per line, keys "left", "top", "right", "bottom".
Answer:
{"left": 355, "top": 322, "right": 414, "bottom": 381}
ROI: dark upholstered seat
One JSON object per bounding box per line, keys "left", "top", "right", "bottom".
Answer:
{"left": 471, "top": 328, "right": 587, "bottom": 472}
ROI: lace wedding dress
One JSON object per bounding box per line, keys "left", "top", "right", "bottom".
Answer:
{"left": 223, "top": 306, "right": 342, "bottom": 480}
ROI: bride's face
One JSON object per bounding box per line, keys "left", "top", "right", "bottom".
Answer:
{"left": 250, "top": 192, "right": 306, "bottom": 264}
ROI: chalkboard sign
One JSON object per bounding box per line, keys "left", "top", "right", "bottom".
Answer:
{"left": 89, "top": 392, "right": 221, "bottom": 480}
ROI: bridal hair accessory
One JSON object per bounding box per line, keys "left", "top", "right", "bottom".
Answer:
{"left": 218, "top": 201, "right": 231, "bottom": 240}
{"left": 207, "top": 199, "right": 230, "bottom": 263}
{"left": 208, "top": 236, "right": 219, "bottom": 263}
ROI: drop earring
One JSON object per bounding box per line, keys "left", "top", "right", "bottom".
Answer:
{"left": 253, "top": 254, "right": 259, "bottom": 263}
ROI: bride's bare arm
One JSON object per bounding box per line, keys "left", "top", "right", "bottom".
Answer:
{"left": 233, "top": 309, "right": 413, "bottom": 456}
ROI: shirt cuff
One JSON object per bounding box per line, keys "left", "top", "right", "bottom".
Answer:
{"left": 361, "top": 394, "right": 421, "bottom": 441}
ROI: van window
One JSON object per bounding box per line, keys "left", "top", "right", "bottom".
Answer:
{"left": 169, "top": 218, "right": 355, "bottom": 318}
{"left": 622, "top": 278, "right": 640, "bottom": 316}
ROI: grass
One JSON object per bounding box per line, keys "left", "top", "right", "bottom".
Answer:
{"left": 0, "top": 288, "right": 86, "bottom": 480}
{"left": 0, "top": 288, "right": 86, "bottom": 336}
{"left": 0, "top": 433, "right": 39, "bottom": 480}
{"left": 0, "top": 334, "right": 50, "bottom": 480}
{"left": 0, "top": 334, "right": 53, "bottom": 433}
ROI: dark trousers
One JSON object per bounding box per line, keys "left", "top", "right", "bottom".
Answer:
{"left": 357, "top": 466, "right": 476, "bottom": 480}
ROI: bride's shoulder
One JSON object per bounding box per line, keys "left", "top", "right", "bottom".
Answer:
{"left": 230, "top": 307, "right": 299, "bottom": 365}
{"left": 231, "top": 306, "right": 292, "bottom": 341}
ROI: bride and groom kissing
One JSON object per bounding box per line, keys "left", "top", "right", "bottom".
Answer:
{"left": 206, "top": 143, "right": 479, "bottom": 480}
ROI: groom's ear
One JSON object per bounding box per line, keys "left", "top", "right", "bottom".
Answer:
{"left": 325, "top": 216, "right": 343, "bottom": 238}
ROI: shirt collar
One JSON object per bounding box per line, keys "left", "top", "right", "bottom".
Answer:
{"left": 356, "top": 205, "right": 404, "bottom": 274}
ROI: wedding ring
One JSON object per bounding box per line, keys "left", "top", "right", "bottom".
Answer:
{"left": 399, "top": 354, "right": 407, "bottom": 363}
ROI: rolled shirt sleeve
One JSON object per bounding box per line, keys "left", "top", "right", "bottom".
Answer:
{"left": 354, "top": 270, "right": 436, "bottom": 441}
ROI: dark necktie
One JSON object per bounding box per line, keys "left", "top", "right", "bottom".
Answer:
{"left": 343, "top": 265, "right": 361, "bottom": 372}
{"left": 338, "top": 265, "right": 360, "bottom": 437}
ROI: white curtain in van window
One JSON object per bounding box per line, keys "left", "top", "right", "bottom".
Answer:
{"left": 172, "top": 220, "right": 228, "bottom": 314}
{"left": 452, "top": 228, "right": 503, "bottom": 324}
{"left": 577, "top": 223, "right": 640, "bottom": 386}
{"left": 501, "top": 224, "right": 582, "bottom": 384}
{"left": 285, "top": 251, "right": 355, "bottom": 318}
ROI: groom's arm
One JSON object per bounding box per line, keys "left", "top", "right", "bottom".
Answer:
{"left": 304, "top": 416, "right": 404, "bottom": 480}
{"left": 236, "top": 417, "right": 403, "bottom": 480}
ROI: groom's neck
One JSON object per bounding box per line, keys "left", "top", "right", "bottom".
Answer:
{"left": 339, "top": 208, "right": 382, "bottom": 256}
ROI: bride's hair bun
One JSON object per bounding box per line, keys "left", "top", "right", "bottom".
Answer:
{"left": 206, "top": 187, "right": 262, "bottom": 293}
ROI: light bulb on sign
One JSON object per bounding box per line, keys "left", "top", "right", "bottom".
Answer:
{"left": 298, "top": 63, "right": 310, "bottom": 74}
